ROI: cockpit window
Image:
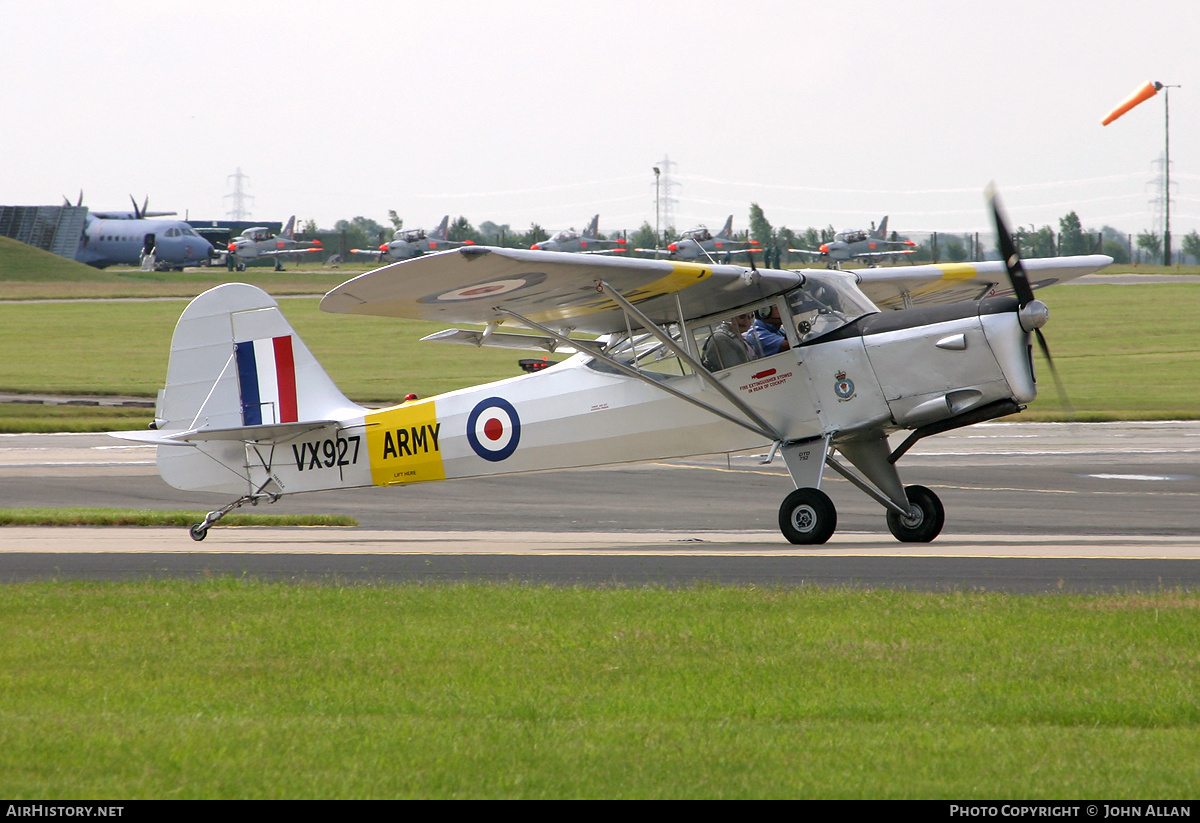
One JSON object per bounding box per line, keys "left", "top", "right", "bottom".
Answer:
{"left": 788, "top": 271, "right": 879, "bottom": 343}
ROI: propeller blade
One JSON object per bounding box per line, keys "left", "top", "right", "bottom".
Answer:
{"left": 129, "top": 194, "right": 142, "bottom": 220}
{"left": 990, "top": 185, "right": 1073, "bottom": 411}
{"left": 988, "top": 185, "right": 1034, "bottom": 307}
{"left": 1034, "top": 328, "right": 1073, "bottom": 412}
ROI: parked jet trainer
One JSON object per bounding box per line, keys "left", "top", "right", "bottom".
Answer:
{"left": 350, "top": 216, "right": 473, "bottom": 263}
{"left": 221, "top": 216, "right": 323, "bottom": 271}
{"left": 792, "top": 216, "right": 917, "bottom": 268}
{"left": 112, "top": 192, "right": 1110, "bottom": 543}
{"left": 530, "top": 215, "right": 627, "bottom": 254}
{"left": 636, "top": 215, "right": 762, "bottom": 262}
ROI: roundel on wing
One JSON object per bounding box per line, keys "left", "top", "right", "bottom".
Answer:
{"left": 466, "top": 397, "right": 521, "bottom": 462}
{"left": 418, "top": 273, "right": 547, "bottom": 304}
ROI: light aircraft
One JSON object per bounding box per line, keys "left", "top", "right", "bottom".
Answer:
{"left": 350, "top": 216, "right": 472, "bottom": 263}
{"left": 636, "top": 215, "right": 761, "bottom": 262}
{"left": 530, "top": 215, "right": 627, "bottom": 254}
{"left": 111, "top": 192, "right": 1110, "bottom": 543}
{"left": 223, "top": 216, "right": 323, "bottom": 271}
{"left": 792, "top": 216, "right": 917, "bottom": 267}
{"left": 73, "top": 195, "right": 215, "bottom": 270}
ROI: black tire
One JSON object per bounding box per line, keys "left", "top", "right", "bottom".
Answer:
{"left": 886, "top": 484, "right": 945, "bottom": 543}
{"left": 778, "top": 488, "right": 837, "bottom": 545}
{"left": 189, "top": 524, "right": 208, "bottom": 542}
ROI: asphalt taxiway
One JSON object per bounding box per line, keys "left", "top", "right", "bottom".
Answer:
{"left": 2, "top": 421, "right": 1199, "bottom": 590}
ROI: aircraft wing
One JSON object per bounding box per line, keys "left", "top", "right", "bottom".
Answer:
{"left": 849, "top": 254, "right": 1112, "bottom": 310}
{"left": 257, "top": 246, "right": 323, "bottom": 257}
{"left": 90, "top": 211, "right": 177, "bottom": 219}
{"left": 851, "top": 248, "right": 918, "bottom": 258}
{"left": 320, "top": 246, "right": 801, "bottom": 335}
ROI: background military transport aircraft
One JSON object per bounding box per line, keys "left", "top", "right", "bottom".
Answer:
{"left": 636, "top": 215, "right": 761, "bottom": 262}
{"left": 792, "top": 216, "right": 917, "bottom": 267}
{"left": 222, "top": 216, "right": 323, "bottom": 271}
{"left": 111, "top": 192, "right": 1110, "bottom": 544}
{"left": 73, "top": 195, "right": 215, "bottom": 270}
{"left": 350, "top": 215, "right": 472, "bottom": 263}
{"left": 530, "top": 214, "right": 627, "bottom": 254}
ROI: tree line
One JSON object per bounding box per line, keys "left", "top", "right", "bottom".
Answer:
{"left": 303, "top": 206, "right": 1200, "bottom": 266}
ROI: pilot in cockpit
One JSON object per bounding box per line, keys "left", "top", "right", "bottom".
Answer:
{"left": 746, "top": 305, "right": 790, "bottom": 356}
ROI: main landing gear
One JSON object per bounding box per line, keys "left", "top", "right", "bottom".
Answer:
{"left": 778, "top": 487, "right": 837, "bottom": 544}
{"left": 775, "top": 435, "right": 945, "bottom": 545}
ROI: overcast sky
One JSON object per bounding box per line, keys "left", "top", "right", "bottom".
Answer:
{"left": 3, "top": 0, "right": 1196, "bottom": 241}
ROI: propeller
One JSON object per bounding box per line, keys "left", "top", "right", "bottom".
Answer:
{"left": 988, "top": 185, "right": 1072, "bottom": 411}
{"left": 129, "top": 194, "right": 150, "bottom": 220}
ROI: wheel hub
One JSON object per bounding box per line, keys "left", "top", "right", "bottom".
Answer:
{"left": 899, "top": 505, "right": 924, "bottom": 528}
{"left": 791, "top": 505, "right": 817, "bottom": 533}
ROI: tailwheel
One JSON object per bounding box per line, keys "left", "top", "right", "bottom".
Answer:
{"left": 189, "top": 523, "right": 208, "bottom": 542}
{"left": 778, "top": 487, "right": 837, "bottom": 545}
{"left": 886, "top": 484, "right": 944, "bottom": 543}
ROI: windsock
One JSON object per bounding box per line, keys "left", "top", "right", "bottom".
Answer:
{"left": 1102, "top": 81, "right": 1162, "bottom": 126}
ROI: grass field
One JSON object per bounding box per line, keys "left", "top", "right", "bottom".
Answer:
{"left": 2, "top": 582, "right": 1197, "bottom": 799}
{"left": 3, "top": 238, "right": 1199, "bottom": 421}
{"left": 4, "top": 242, "right": 1199, "bottom": 799}
{"left": 1, "top": 281, "right": 1197, "bottom": 426}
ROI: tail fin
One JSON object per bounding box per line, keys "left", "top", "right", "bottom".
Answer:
{"left": 717, "top": 215, "right": 734, "bottom": 239}
{"left": 431, "top": 215, "right": 450, "bottom": 240}
{"left": 159, "top": 283, "right": 364, "bottom": 430}
{"left": 282, "top": 215, "right": 296, "bottom": 239}
{"left": 115, "top": 284, "right": 367, "bottom": 493}
{"left": 584, "top": 214, "right": 600, "bottom": 239}
{"left": 875, "top": 216, "right": 889, "bottom": 239}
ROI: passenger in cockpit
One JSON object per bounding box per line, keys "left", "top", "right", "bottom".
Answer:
{"left": 702, "top": 313, "right": 757, "bottom": 371}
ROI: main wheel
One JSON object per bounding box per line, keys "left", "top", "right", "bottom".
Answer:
{"left": 778, "top": 488, "right": 837, "bottom": 545}
{"left": 886, "top": 484, "right": 944, "bottom": 543}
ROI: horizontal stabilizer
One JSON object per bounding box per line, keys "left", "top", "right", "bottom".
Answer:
{"left": 111, "top": 420, "right": 340, "bottom": 447}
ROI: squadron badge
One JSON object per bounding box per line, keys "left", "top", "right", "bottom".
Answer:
{"left": 834, "top": 371, "right": 856, "bottom": 401}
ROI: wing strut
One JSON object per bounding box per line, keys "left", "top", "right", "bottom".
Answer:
{"left": 595, "top": 280, "right": 783, "bottom": 441}
{"left": 494, "top": 307, "right": 781, "bottom": 442}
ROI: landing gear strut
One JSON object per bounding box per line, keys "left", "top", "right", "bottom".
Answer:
{"left": 774, "top": 435, "right": 946, "bottom": 544}
{"left": 188, "top": 485, "right": 280, "bottom": 541}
